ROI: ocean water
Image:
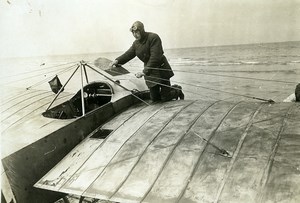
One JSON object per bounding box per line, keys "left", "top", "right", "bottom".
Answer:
{"left": 0, "top": 41, "right": 299, "bottom": 102}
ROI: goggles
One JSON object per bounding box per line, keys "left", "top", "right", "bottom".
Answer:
{"left": 130, "top": 25, "right": 139, "bottom": 32}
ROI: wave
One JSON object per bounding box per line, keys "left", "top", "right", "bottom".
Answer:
{"left": 289, "top": 60, "right": 300, "bottom": 64}
{"left": 169, "top": 58, "right": 300, "bottom": 66}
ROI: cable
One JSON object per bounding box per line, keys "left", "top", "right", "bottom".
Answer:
{"left": 90, "top": 63, "right": 217, "bottom": 101}
{"left": 0, "top": 63, "right": 79, "bottom": 85}
{"left": 96, "top": 65, "right": 275, "bottom": 103}
{"left": 26, "top": 64, "right": 78, "bottom": 90}
{"left": 143, "top": 78, "right": 218, "bottom": 101}
{"left": 0, "top": 61, "right": 79, "bottom": 79}
{"left": 128, "top": 67, "right": 298, "bottom": 85}
{"left": 144, "top": 75, "right": 275, "bottom": 103}
{"left": 119, "top": 66, "right": 276, "bottom": 103}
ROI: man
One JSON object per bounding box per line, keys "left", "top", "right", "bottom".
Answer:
{"left": 110, "top": 21, "right": 184, "bottom": 102}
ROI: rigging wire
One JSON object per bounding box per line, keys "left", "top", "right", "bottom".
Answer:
{"left": 26, "top": 64, "right": 78, "bottom": 90}
{"left": 85, "top": 62, "right": 216, "bottom": 100}
{"left": 144, "top": 74, "right": 275, "bottom": 103}
{"left": 0, "top": 62, "right": 79, "bottom": 85}
{"left": 87, "top": 62, "right": 216, "bottom": 101}
{"left": 143, "top": 78, "right": 217, "bottom": 101}
{"left": 7, "top": 58, "right": 279, "bottom": 109}
{"left": 127, "top": 67, "right": 298, "bottom": 85}
{"left": 1, "top": 89, "right": 46, "bottom": 106}
{"left": 1, "top": 62, "right": 81, "bottom": 108}
{"left": 95, "top": 65, "right": 272, "bottom": 102}
{"left": 0, "top": 61, "right": 79, "bottom": 79}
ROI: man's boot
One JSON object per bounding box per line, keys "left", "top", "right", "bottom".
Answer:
{"left": 172, "top": 85, "right": 184, "bottom": 100}
{"left": 178, "top": 89, "right": 185, "bottom": 100}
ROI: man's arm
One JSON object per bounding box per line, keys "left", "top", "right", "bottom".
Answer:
{"left": 116, "top": 43, "right": 136, "bottom": 65}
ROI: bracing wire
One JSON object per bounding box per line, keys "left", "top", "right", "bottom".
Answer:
{"left": 145, "top": 75, "right": 274, "bottom": 103}
{"left": 87, "top": 63, "right": 217, "bottom": 101}
{"left": 0, "top": 62, "right": 79, "bottom": 85}
{"left": 143, "top": 78, "right": 218, "bottom": 101}
{"left": 8, "top": 57, "right": 279, "bottom": 107}
{"left": 101, "top": 65, "right": 274, "bottom": 103}
{"left": 127, "top": 67, "right": 298, "bottom": 85}
{"left": 26, "top": 64, "right": 78, "bottom": 90}
{"left": 0, "top": 61, "right": 79, "bottom": 79}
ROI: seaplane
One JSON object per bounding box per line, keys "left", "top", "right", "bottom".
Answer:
{"left": 1, "top": 57, "right": 299, "bottom": 203}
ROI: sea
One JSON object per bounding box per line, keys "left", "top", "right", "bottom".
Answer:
{"left": 0, "top": 41, "right": 299, "bottom": 103}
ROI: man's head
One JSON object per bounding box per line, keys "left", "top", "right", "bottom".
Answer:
{"left": 130, "top": 21, "right": 145, "bottom": 41}
{"left": 295, "top": 83, "right": 300, "bottom": 102}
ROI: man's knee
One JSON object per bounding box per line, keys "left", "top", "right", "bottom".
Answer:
{"left": 149, "top": 85, "right": 161, "bottom": 101}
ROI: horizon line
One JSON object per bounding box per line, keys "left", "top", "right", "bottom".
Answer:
{"left": 1, "top": 40, "right": 299, "bottom": 59}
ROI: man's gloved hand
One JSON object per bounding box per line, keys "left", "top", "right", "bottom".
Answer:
{"left": 135, "top": 72, "right": 145, "bottom": 78}
{"left": 109, "top": 60, "right": 119, "bottom": 67}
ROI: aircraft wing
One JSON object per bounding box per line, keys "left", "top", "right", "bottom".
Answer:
{"left": 1, "top": 86, "right": 74, "bottom": 157}
{"left": 35, "top": 99, "right": 300, "bottom": 203}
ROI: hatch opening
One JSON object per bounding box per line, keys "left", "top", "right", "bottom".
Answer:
{"left": 90, "top": 129, "right": 113, "bottom": 139}
{"left": 43, "top": 81, "right": 113, "bottom": 119}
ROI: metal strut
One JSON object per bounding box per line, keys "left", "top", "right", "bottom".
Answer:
{"left": 82, "top": 61, "right": 89, "bottom": 83}
{"left": 80, "top": 61, "right": 86, "bottom": 116}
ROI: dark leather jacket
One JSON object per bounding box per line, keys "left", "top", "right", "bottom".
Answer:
{"left": 116, "top": 32, "right": 174, "bottom": 87}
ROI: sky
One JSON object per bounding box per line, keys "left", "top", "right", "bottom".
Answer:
{"left": 0, "top": 0, "right": 300, "bottom": 58}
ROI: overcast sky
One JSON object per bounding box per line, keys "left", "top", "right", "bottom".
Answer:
{"left": 0, "top": 0, "right": 299, "bottom": 58}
